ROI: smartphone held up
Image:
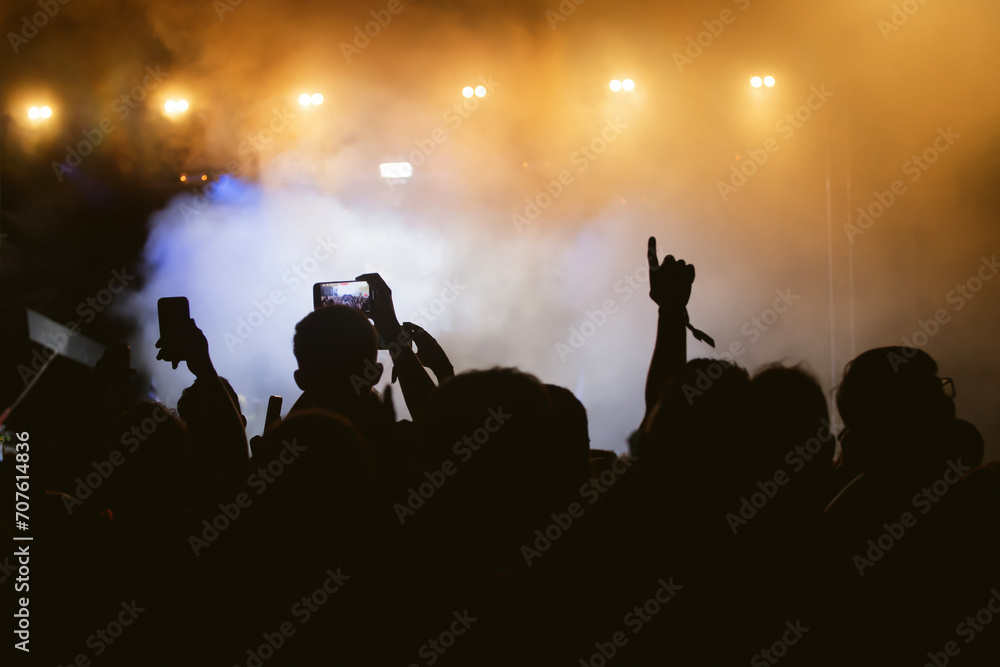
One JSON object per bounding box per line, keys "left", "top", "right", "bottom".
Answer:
{"left": 156, "top": 296, "right": 191, "bottom": 368}
{"left": 313, "top": 279, "right": 410, "bottom": 352}
{"left": 313, "top": 281, "right": 371, "bottom": 313}
{"left": 157, "top": 296, "right": 190, "bottom": 337}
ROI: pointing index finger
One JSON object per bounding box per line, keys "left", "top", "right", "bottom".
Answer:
{"left": 647, "top": 237, "right": 658, "bottom": 271}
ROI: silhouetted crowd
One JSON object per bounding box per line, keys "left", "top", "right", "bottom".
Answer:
{"left": 2, "top": 239, "right": 998, "bottom": 666}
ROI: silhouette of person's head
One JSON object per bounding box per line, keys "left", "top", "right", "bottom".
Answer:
{"left": 545, "top": 383, "right": 592, "bottom": 495}
{"left": 177, "top": 376, "right": 247, "bottom": 430}
{"left": 293, "top": 305, "right": 383, "bottom": 411}
{"left": 415, "top": 368, "right": 559, "bottom": 541}
{"left": 237, "top": 411, "right": 385, "bottom": 609}
{"left": 752, "top": 363, "right": 836, "bottom": 506}
{"left": 251, "top": 409, "right": 377, "bottom": 528}
{"left": 752, "top": 363, "right": 834, "bottom": 465}
{"left": 836, "top": 347, "right": 958, "bottom": 470}
{"left": 644, "top": 358, "right": 752, "bottom": 472}
{"left": 635, "top": 358, "right": 756, "bottom": 524}
{"left": 109, "top": 401, "right": 190, "bottom": 517}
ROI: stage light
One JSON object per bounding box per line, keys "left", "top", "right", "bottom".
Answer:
{"left": 299, "top": 94, "right": 312, "bottom": 106}
{"left": 474, "top": 85, "right": 486, "bottom": 98}
{"left": 311, "top": 93, "right": 323, "bottom": 105}
{"left": 462, "top": 86, "right": 474, "bottom": 98}
{"left": 750, "top": 76, "right": 763, "bottom": 88}
{"left": 180, "top": 174, "right": 187, "bottom": 182}
{"left": 763, "top": 76, "right": 775, "bottom": 87}
{"left": 609, "top": 79, "right": 622, "bottom": 92}
{"left": 622, "top": 79, "right": 635, "bottom": 91}
{"left": 27, "top": 106, "right": 53, "bottom": 120}
{"left": 165, "top": 99, "right": 189, "bottom": 114}
{"left": 379, "top": 162, "right": 413, "bottom": 178}
{"left": 201, "top": 174, "right": 208, "bottom": 181}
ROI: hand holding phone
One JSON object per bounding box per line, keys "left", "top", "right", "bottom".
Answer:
{"left": 156, "top": 298, "right": 214, "bottom": 376}
{"left": 157, "top": 297, "right": 191, "bottom": 369}
{"left": 313, "top": 277, "right": 410, "bottom": 351}
{"left": 158, "top": 297, "right": 191, "bottom": 336}
{"left": 263, "top": 395, "right": 282, "bottom": 436}
{"left": 356, "top": 272, "right": 406, "bottom": 340}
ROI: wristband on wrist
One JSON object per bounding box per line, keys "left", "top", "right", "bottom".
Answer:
{"left": 660, "top": 306, "right": 715, "bottom": 348}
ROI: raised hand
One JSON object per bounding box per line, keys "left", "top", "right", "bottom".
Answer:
{"left": 155, "top": 317, "right": 215, "bottom": 378}
{"left": 355, "top": 272, "right": 436, "bottom": 413}
{"left": 647, "top": 236, "right": 694, "bottom": 314}
{"left": 402, "top": 322, "right": 454, "bottom": 381}
{"left": 356, "top": 272, "right": 403, "bottom": 340}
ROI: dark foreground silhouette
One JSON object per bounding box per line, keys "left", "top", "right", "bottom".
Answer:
{"left": 2, "top": 239, "right": 998, "bottom": 666}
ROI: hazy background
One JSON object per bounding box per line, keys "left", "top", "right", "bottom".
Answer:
{"left": 2, "top": 0, "right": 998, "bottom": 457}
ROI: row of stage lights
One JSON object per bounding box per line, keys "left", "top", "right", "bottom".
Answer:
{"left": 23, "top": 76, "right": 778, "bottom": 123}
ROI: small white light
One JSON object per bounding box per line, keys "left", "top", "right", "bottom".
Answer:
{"left": 40, "top": 106, "right": 52, "bottom": 118}
{"left": 311, "top": 93, "right": 324, "bottom": 105}
{"left": 164, "top": 100, "right": 177, "bottom": 112}
{"left": 176, "top": 99, "right": 189, "bottom": 111}
{"left": 474, "top": 85, "right": 486, "bottom": 98}
{"left": 763, "top": 76, "right": 775, "bottom": 88}
{"left": 750, "top": 76, "right": 763, "bottom": 88}
{"left": 622, "top": 79, "right": 635, "bottom": 91}
{"left": 462, "top": 86, "right": 474, "bottom": 98}
{"left": 380, "top": 162, "right": 413, "bottom": 178}
{"left": 28, "top": 107, "right": 40, "bottom": 119}
{"left": 609, "top": 79, "right": 622, "bottom": 92}
{"left": 299, "top": 93, "right": 312, "bottom": 106}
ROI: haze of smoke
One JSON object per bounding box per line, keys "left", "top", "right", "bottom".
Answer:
{"left": 14, "top": 0, "right": 986, "bottom": 453}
